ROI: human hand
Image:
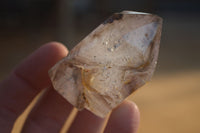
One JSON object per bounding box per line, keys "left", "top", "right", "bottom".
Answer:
{"left": 0, "top": 42, "right": 140, "bottom": 133}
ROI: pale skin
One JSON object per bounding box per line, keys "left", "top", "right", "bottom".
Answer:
{"left": 0, "top": 42, "right": 140, "bottom": 133}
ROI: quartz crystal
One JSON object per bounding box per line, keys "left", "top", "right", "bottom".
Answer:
{"left": 49, "top": 11, "right": 162, "bottom": 117}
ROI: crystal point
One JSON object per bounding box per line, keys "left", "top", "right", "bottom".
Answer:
{"left": 49, "top": 11, "right": 162, "bottom": 117}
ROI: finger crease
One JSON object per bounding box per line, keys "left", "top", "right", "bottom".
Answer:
{"left": 0, "top": 105, "right": 18, "bottom": 122}
{"left": 13, "top": 71, "right": 39, "bottom": 93}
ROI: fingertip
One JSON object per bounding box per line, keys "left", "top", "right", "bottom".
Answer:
{"left": 104, "top": 100, "right": 140, "bottom": 133}
{"left": 14, "top": 41, "right": 69, "bottom": 90}
{"left": 118, "top": 100, "right": 140, "bottom": 130}
{"left": 113, "top": 100, "right": 140, "bottom": 130}
{"left": 118, "top": 100, "right": 140, "bottom": 120}
{"left": 41, "top": 42, "right": 68, "bottom": 60}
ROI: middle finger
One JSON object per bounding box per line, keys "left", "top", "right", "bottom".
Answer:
{"left": 22, "top": 87, "right": 73, "bottom": 133}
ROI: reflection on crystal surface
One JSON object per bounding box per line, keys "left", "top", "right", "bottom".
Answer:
{"left": 49, "top": 11, "right": 162, "bottom": 117}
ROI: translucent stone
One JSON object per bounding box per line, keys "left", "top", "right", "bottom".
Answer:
{"left": 49, "top": 11, "right": 162, "bottom": 117}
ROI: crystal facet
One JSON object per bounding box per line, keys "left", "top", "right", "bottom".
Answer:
{"left": 49, "top": 11, "right": 162, "bottom": 117}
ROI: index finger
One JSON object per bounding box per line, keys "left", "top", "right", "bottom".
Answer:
{"left": 0, "top": 42, "right": 68, "bottom": 132}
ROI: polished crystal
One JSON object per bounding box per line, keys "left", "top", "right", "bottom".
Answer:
{"left": 49, "top": 11, "right": 162, "bottom": 117}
